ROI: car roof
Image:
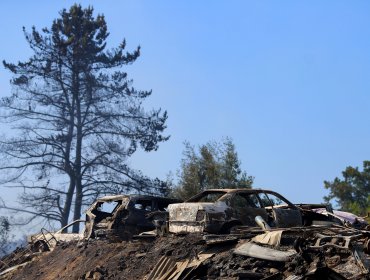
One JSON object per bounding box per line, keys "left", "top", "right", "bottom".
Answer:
{"left": 96, "top": 194, "right": 181, "bottom": 203}
{"left": 96, "top": 195, "right": 130, "bottom": 202}
{"left": 187, "top": 188, "right": 293, "bottom": 204}
{"left": 199, "top": 188, "right": 279, "bottom": 194}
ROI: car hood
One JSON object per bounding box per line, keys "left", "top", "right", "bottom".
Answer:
{"left": 168, "top": 201, "right": 229, "bottom": 221}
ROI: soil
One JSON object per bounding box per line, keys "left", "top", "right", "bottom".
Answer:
{"left": 3, "top": 234, "right": 210, "bottom": 280}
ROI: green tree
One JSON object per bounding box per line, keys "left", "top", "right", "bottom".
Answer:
{"left": 0, "top": 5, "right": 168, "bottom": 232}
{"left": 172, "top": 138, "right": 253, "bottom": 200}
{"left": 324, "top": 161, "right": 370, "bottom": 218}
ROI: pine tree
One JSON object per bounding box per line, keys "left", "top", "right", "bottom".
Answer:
{"left": 172, "top": 138, "right": 253, "bottom": 200}
{"left": 0, "top": 5, "right": 168, "bottom": 231}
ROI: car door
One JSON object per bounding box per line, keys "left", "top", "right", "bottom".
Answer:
{"left": 258, "top": 192, "right": 302, "bottom": 227}
{"left": 231, "top": 193, "right": 269, "bottom": 226}
{"left": 127, "top": 199, "right": 156, "bottom": 232}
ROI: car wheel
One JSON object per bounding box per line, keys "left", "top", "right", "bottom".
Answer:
{"left": 32, "top": 240, "right": 49, "bottom": 252}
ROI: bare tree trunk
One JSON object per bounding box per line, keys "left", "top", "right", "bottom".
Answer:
{"left": 72, "top": 90, "right": 83, "bottom": 233}
{"left": 61, "top": 96, "right": 76, "bottom": 230}
{"left": 61, "top": 178, "right": 75, "bottom": 231}
{"left": 72, "top": 180, "right": 82, "bottom": 233}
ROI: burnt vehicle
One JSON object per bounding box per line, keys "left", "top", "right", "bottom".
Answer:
{"left": 168, "top": 189, "right": 341, "bottom": 234}
{"left": 84, "top": 195, "right": 182, "bottom": 239}
{"left": 27, "top": 219, "right": 85, "bottom": 252}
{"left": 297, "top": 203, "right": 369, "bottom": 229}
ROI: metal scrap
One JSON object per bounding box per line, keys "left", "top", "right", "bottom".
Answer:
{"left": 146, "top": 253, "right": 214, "bottom": 280}
{"left": 352, "top": 244, "right": 370, "bottom": 274}
{"left": 28, "top": 219, "right": 85, "bottom": 252}
{"left": 234, "top": 241, "right": 297, "bottom": 262}
{"left": 252, "top": 230, "right": 284, "bottom": 246}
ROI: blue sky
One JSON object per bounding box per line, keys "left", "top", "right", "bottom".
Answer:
{"left": 1, "top": 1, "right": 370, "bottom": 206}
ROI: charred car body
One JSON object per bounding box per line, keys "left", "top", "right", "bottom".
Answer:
{"left": 27, "top": 219, "right": 85, "bottom": 252}
{"left": 84, "top": 195, "right": 181, "bottom": 239}
{"left": 168, "top": 189, "right": 345, "bottom": 234}
{"left": 297, "top": 203, "right": 369, "bottom": 229}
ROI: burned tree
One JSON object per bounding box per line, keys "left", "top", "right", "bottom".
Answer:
{"left": 0, "top": 216, "right": 10, "bottom": 256}
{"left": 0, "top": 5, "right": 168, "bottom": 231}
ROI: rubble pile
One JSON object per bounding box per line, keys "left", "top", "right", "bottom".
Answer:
{"left": 1, "top": 224, "right": 369, "bottom": 279}
{"left": 1, "top": 190, "right": 369, "bottom": 279}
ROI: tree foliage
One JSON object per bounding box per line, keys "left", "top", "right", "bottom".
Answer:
{"left": 324, "top": 161, "right": 370, "bottom": 218}
{"left": 172, "top": 138, "right": 254, "bottom": 200}
{"left": 0, "top": 5, "right": 169, "bottom": 231}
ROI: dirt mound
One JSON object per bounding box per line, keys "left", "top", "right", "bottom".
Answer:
{"left": 2, "top": 230, "right": 370, "bottom": 280}
{"left": 2, "top": 235, "right": 206, "bottom": 280}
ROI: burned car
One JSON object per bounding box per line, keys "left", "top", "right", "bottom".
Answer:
{"left": 168, "top": 189, "right": 341, "bottom": 234}
{"left": 298, "top": 204, "right": 369, "bottom": 229}
{"left": 27, "top": 219, "right": 85, "bottom": 252}
{"left": 84, "top": 195, "right": 181, "bottom": 239}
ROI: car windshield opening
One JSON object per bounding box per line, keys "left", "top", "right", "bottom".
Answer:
{"left": 188, "top": 191, "right": 227, "bottom": 202}
{"left": 238, "top": 193, "right": 262, "bottom": 208}
{"left": 97, "top": 201, "right": 121, "bottom": 214}
{"left": 265, "top": 193, "right": 288, "bottom": 207}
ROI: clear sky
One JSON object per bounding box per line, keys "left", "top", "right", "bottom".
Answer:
{"left": 1, "top": 1, "right": 370, "bottom": 207}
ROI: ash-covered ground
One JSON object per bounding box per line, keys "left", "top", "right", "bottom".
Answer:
{"left": 2, "top": 230, "right": 369, "bottom": 280}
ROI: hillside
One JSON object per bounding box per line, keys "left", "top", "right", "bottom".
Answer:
{"left": 1, "top": 227, "right": 369, "bottom": 280}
